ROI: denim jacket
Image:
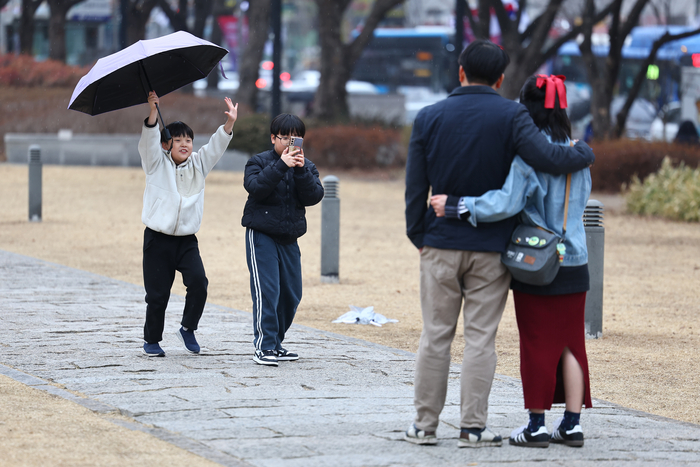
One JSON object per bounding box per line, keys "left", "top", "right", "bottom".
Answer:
{"left": 453, "top": 135, "right": 592, "bottom": 266}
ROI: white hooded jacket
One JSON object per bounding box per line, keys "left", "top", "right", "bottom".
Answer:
{"left": 138, "top": 122, "right": 233, "bottom": 236}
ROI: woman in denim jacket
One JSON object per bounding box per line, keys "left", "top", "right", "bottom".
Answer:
{"left": 431, "top": 75, "right": 592, "bottom": 448}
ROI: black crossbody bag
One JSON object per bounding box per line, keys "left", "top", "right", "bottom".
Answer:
{"left": 500, "top": 174, "right": 571, "bottom": 286}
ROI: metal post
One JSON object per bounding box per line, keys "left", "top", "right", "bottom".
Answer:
{"left": 584, "top": 199, "right": 604, "bottom": 338}
{"left": 270, "top": 0, "right": 282, "bottom": 119}
{"left": 321, "top": 175, "right": 340, "bottom": 284}
{"left": 28, "top": 145, "right": 42, "bottom": 222}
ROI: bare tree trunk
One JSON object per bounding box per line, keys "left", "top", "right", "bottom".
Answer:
{"left": 499, "top": 0, "right": 564, "bottom": 98}
{"left": 19, "top": 0, "right": 42, "bottom": 55}
{"left": 580, "top": 0, "right": 650, "bottom": 140}
{"left": 46, "top": 0, "right": 84, "bottom": 62}
{"left": 126, "top": 0, "right": 158, "bottom": 45}
{"left": 207, "top": 0, "right": 229, "bottom": 90}
{"left": 156, "top": 0, "right": 188, "bottom": 32}
{"left": 235, "top": 0, "right": 271, "bottom": 113}
{"left": 193, "top": 0, "right": 214, "bottom": 39}
{"left": 313, "top": 0, "right": 351, "bottom": 121}
{"left": 312, "top": 0, "right": 405, "bottom": 122}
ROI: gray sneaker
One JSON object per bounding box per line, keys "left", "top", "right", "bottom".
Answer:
{"left": 458, "top": 426, "right": 503, "bottom": 448}
{"left": 404, "top": 423, "right": 438, "bottom": 445}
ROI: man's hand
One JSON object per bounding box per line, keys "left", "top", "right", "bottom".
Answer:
{"left": 146, "top": 91, "right": 159, "bottom": 126}
{"left": 430, "top": 194, "right": 448, "bottom": 217}
{"left": 223, "top": 97, "right": 238, "bottom": 135}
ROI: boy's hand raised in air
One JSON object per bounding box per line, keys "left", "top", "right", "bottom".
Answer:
{"left": 223, "top": 97, "right": 238, "bottom": 135}
{"left": 146, "top": 91, "right": 160, "bottom": 126}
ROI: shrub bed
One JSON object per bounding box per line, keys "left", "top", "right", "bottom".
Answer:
{"left": 303, "top": 124, "right": 406, "bottom": 169}
{"left": 589, "top": 139, "right": 700, "bottom": 192}
{"left": 625, "top": 157, "right": 700, "bottom": 222}
{"left": 0, "top": 54, "right": 88, "bottom": 87}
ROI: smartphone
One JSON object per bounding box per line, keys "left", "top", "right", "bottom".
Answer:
{"left": 289, "top": 136, "right": 303, "bottom": 152}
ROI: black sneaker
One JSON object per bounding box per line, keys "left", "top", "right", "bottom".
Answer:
{"left": 142, "top": 342, "right": 165, "bottom": 357}
{"left": 276, "top": 348, "right": 299, "bottom": 361}
{"left": 253, "top": 350, "right": 278, "bottom": 366}
{"left": 176, "top": 327, "right": 200, "bottom": 354}
{"left": 509, "top": 424, "right": 550, "bottom": 448}
{"left": 550, "top": 417, "right": 584, "bottom": 447}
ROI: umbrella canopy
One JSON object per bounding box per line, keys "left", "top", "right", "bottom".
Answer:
{"left": 68, "top": 31, "right": 227, "bottom": 116}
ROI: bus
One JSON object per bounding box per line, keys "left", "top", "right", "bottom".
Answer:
{"left": 351, "top": 27, "right": 457, "bottom": 94}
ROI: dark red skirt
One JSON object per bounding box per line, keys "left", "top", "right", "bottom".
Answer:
{"left": 512, "top": 290, "right": 593, "bottom": 410}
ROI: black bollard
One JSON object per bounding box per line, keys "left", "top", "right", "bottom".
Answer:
{"left": 584, "top": 199, "right": 605, "bottom": 338}
{"left": 28, "top": 145, "right": 42, "bottom": 222}
{"left": 321, "top": 175, "right": 340, "bottom": 283}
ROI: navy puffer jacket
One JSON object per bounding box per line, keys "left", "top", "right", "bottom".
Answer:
{"left": 241, "top": 149, "right": 324, "bottom": 244}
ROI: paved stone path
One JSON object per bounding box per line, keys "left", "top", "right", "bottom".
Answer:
{"left": 1, "top": 249, "right": 699, "bottom": 466}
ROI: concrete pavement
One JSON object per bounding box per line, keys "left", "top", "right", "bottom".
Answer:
{"left": 1, "top": 249, "right": 699, "bottom": 466}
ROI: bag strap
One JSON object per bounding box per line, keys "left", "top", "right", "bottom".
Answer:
{"left": 562, "top": 173, "right": 572, "bottom": 238}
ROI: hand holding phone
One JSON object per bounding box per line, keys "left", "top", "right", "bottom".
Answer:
{"left": 289, "top": 136, "right": 305, "bottom": 167}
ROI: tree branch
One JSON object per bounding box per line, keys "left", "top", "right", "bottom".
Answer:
{"left": 346, "top": 0, "right": 404, "bottom": 65}
{"left": 613, "top": 27, "right": 700, "bottom": 138}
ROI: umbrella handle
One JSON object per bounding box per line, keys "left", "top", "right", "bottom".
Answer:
{"left": 155, "top": 103, "right": 171, "bottom": 141}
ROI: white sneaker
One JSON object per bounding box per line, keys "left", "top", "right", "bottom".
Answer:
{"left": 458, "top": 426, "right": 503, "bottom": 448}
{"left": 404, "top": 423, "right": 438, "bottom": 445}
{"left": 509, "top": 424, "right": 550, "bottom": 448}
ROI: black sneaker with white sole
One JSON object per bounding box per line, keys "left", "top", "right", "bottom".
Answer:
{"left": 276, "top": 348, "right": 299, "bottom": 361}
{"left": 253, "top": 349, "right": 278, "bottom": 366}
{"left": 509, "top": 424, "right": 550, "bottom": 448}
{"left": 550, "top": 417, "right": 584, "bottom": 447}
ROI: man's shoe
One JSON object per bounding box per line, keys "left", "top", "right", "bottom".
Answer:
{"left": 276, "top": 348, "right": 299, "bottom": 361}
{"left": 403, "top": 423, "right": 438, "bottom": 445}
{"left": 253, "top": 350, "right": 278, "bottom": 366}
{"left": 176, "top": 327, "right": 200, "bottom": 354}
{"left": 509, "top": 424, "right": 550, "bottom": 448}
{"left": 142, "top": 342, "right": 165, "bottom": 357}
{"left": 458, "top": 426, "right": 503, "bottom": 448}
{"left": 550, "top": 417, "right": 584, "bottom": 447}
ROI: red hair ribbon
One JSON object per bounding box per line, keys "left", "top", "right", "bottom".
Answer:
{"left": 535, "top": 74, "right": 567, "bottom": 109}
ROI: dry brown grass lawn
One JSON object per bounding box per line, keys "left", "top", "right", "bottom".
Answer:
{"left": 1, "top": 164, "right": 698, "bottom": 428}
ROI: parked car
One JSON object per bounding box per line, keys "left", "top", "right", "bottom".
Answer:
{"left": 610, "top": 96, "right": 657, "bottom": 140}
{"left": 650, "top": 101, "right": 681, "bottom": 142}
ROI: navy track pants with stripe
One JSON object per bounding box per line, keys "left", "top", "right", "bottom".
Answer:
{"left": 245, "top": 228, "right": 302, "bottom": 351}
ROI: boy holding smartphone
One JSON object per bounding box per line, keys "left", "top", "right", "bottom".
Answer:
{"left": 241, "top": 114, "right": 324, "bottom": 366}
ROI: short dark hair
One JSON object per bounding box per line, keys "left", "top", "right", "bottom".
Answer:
{"left": 161, "top": 121, "right": 193, "bottom": 143}
{"left": 458, "top": 40, "right": 510, "bottom": 86}
{"left": 519, "top": 75, "right": 571, "bottom": 143}
{"left": 270, "top": 113, "right": 305, "bottom": 138}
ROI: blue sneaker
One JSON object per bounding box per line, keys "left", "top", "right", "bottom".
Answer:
{"left": 176, "top": 327, "right": 200, "bottom": 354}
{"left": 142, "top": 342, "right": 165, "bottom": 357}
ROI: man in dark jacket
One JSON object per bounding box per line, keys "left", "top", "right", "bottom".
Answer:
{"left": 242, "top": 114, "right": 324, "bottom": 367}
{"left": 403, "top": 40, "right": 595, "bottom": 448}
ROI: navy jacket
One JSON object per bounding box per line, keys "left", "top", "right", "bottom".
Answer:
{"left": 405, "top": 85, "right": 595, "bottom": 252}
{"left": 242, "top": 149, "right": 324, "bottom": 244}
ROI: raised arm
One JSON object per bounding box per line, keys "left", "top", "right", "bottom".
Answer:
{"left": 512, "top": 106, "right": 594, "bottom": 174}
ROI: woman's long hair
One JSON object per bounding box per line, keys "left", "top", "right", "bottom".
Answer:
{"left": 519, "top": 75, "right": 571, "bottom": 143}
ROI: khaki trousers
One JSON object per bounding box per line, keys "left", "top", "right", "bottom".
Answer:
{"left": 413, "top": 246, "right": 510, "bottom": 430}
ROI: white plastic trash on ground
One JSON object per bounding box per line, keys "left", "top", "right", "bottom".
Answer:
{"left": 332, "top": 305, "right": 398, "bottom": 327}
